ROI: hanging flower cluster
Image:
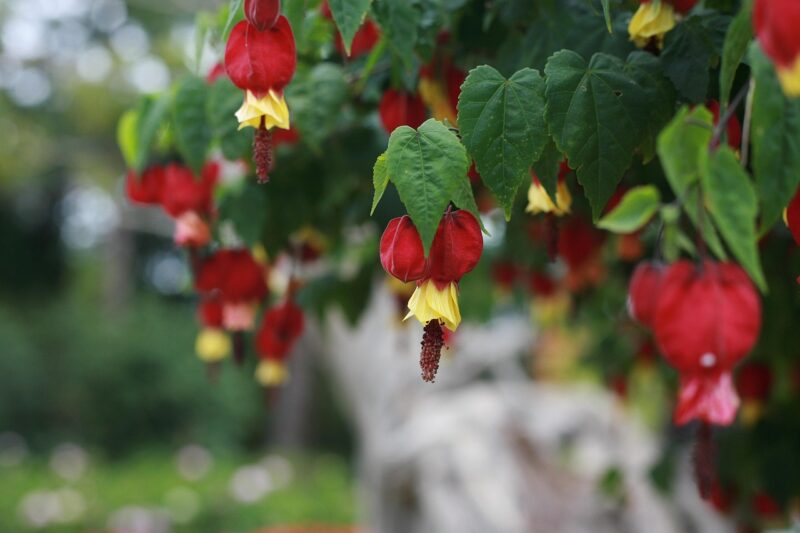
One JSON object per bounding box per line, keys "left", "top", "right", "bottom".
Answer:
{"left": 225, "top": 0, "right": 297, "bottom": 182}
{"left": 255, "top": 299, "right": 305, "bottom": 386}
{"left": 628, "top": 259, "right": 762, "bottom": 426}
{"left": 754, "top": 0, "right": 800, "bottom": 97}
{"left": 380, "top": 210, "right": 483, "bottom": 382}
{"left": 526, "top": 161, "right": 572, "bottom": 216}
{"left": 125, "top": 162, "right": 219, "bottom": 248}
{"left": 628, "top": 0, "right": 698, "bottom": 48}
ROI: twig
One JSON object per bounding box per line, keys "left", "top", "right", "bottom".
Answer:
{"left": 740, "top": 78, "right": 756, "bottom": 168}
{"left": 710, "top": 82, "right": 749, "bottom": 149}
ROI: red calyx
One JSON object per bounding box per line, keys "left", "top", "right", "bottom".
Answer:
{"left": 256, "top": 300, "right": 305, "bottom": 361}
{"left": 205, "top": 62, "right": 227, "bottom": 84}
{"left": 627, "top": 261, "right": 665, "bottom": 329}
{"left": 754, "top": 0, "right": 800, "bottom": 69}
{"left": 244, "top": 0, "right": 281, "bottom": 32}
{"left": 224, "top": 16, "right": 296, "bottom": 96}
{"left": 787, "top": 186, "right": 800, "bottom": 246}
{"left": 126, "top": 166, "right": 164, "bottom": 205}
{"left": 160, "top": 162, "right": 218, "bottom": 218}
{"left": 670, "top": 0, "right": 698, "bottom": 14}
{"left": 428, "top": 210, "right": 484, "bottom": 288}
{"left": 198, "top": 298, "right": 225, "bottom": 328}
{"left": 195, "top": 249, "right": 268, "bottom": 304}
{"left": 557, "top": 217, "right": 605, "bottom": 270}
{"left": 654, "top": 260, "right": 761, "bottom": 375}
{"left": 380, "top": 215, "right": 427, "bottom": 283}
{"left": 378, "top": 89, "right": 427, "bottom": 134}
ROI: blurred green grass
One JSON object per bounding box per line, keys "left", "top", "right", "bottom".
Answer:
{"left": 0, "top": 450, "right": 355, "bottom": 532}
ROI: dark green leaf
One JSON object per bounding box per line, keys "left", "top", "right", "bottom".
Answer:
{"left": 207, "top": 77, "right": 251, "bottom": 161}
{"left": 544, "top": 50, "right": 648, "bottom": 218}
{"left": 597, "top": 185, "right": 661, "bottom": 234}
{"left": 703, "top": 146, "right": 766, "bottom": 291}
{"left": 134, "top": 93, "right": 171, "bottom": 173}
{"left": 624, "top": 51, "right": 676, "bottom": 162}
{"left": 385, "top": 119, "right": 469, "bottom": 252}
{"left": 719, "top": 0, "right": 753, "bottom": 106}
{"left": 173, "top": 76, "right": 211, "bottom": 174}
{"left": 372, "top": 0, "right": 419, "bottom": 67}
{"left": 328, "top": 0, "right": 373, "bottom": 55}
{"left": 287, "top": 63, "right": 349, "bottom": 149}
{"left": 661, "top": 16, "right": 717, "bottom": 103}
{"left": 458, "top": 66, "right": 548, "bottom": 219}
{"left": 600, "top": 0, "right": 612, "bottom": 34}
{"left": 750, "top": 45, "right": 800, "bottom": 233}
{"left": 531, "top": 139, "right": 562, "bottom": 199}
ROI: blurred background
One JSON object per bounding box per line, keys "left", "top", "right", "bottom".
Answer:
{"left": 1, "top": 0, "right": 798, "bottom": 532}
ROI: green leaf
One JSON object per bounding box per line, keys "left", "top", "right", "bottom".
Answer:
{"left": 597, "top": 185, "right": 661, "bottom": 234}
{"left": 117, "top": 109, "right": 139, "bottom": 169}
{"left": 207, "top": 77, "right": 251, "bottom": 161}
{"left": 451, "top": 176, "right": 487, "bottom": 234}
{"left": 328, "top": 0, "right": 373, "bottom": 55}
{"left": 531, "top": 139, "right": 562, "bottom": 200}
{"left": 287, "top": 63, "right": 349, "bottom": 149}
{"left": 661, "top": 16, "right": 718, "bottom": 103}
{"left": 656, "top": 106, "right": 728, "bottom": 259}
{"left": 371, "top": 152, "right": 388, "bottom": 215}
{"left": 750, "top": 45, "right": 800, "bottom": 233}
{"left": 624, "top": 52, "right": 676, "bottom": 162}
{"left": 134, "top": 93, "right": 171, "bottom": 173}
{"left": 600, "top": 0, "right": 613, "bottom": 34}
{"left": 544, "top": 50, "right": 648, "bottom": 218}
{"left": 222, "top": 0, "right": 244, "bottom": 40}
{"left": 372, "top": 0, "right": 419, "bottom": 67}
{"left": 703, "top": 146, "right": 767, "bottom": 291}
{"left": 719, "top": 0, "right": 753, "bottom": 106}
{"left": 458, "top": 66, "right": 549, "bottom": 219}
{"left": 173, "top": 76, "right": 211, "bottom": 174}
{"left": 385, "top": 119, "right": 469, "bottom": 253}
{"left": 218, "top": 181, "right": 267, "bottom": 246}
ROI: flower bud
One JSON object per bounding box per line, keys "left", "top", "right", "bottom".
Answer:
{"left": 225, "top": 17, "right": 296, "bottom": 97}
{"left": 244, "top": 0, "right": 281, "bottom": 32}
{"left": 380, "top": 216, "right": 426, "bottom": 283}
{"left": 428, "top": 210, "right": 484, "bottom": 286}
{"left": 627, "top": 261, "right": 665, "bottom": 329}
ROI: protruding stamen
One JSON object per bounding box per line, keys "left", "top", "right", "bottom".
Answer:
{"left": 420, "top": 320, "right": 445, "bottom": 383}
{"left": 253, "top": 124, "right": 273, "bottom": 184}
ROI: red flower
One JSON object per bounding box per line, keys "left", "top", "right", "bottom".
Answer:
{"left": 787, "top": 186, "right": 800, "bottom": 246}
{"left": 198, "top": 298, "right": 225, "bottom": 328}
{"left": 667, "top": 0, "right": 698, "bottom": 14}
{"left": 225, "top": 17, "right": 296, "bottom": 99}
{"left": 427, "top": 210, "right": 484, "bottom": 288}
{"left": 380, "top": 215, "right": 426, "bottom": 283}
{"left": 557, "top": 217, "right": 605, "bottom": 271}
{"left": 126, "top": 166, "right": 164, "bottom": 205}
{"left": 272, "top": 126, "right": 300, "bottom": 147}
{"left": 653, "top": 260, "right": 761, "bottom": 425}
{"left": 205, "top": 62, "right": 227, "bottom": 84}
{"left": 160, "top": 162, "right": 218, "bottom": 218}
{"left": 244, "top": 0, "right": 281, "bottom": 32}
{"left": 627, "top": 261, "right": 664, "bottom": 329}
{"left": 379, "top": 89, "right": 427, "bottom": 134}
{"left": 256, "top": 300, "right": 305, "bottom": 360}
{"left": 736, "top": 362, "right": 772, "bottom": 402}
{"left": 491, "top": 262, "right": 519, "bottom": 290}
{"left": 754, "top": 0, "right": 800, "bottom": 96}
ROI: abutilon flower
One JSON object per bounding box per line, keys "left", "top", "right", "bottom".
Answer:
{"left": 557, "top": 217, "right": 606, "bottom": 292}
{"left": 627, "top": 261, "right": 665, "bottom": 329}
{"left": 255, "top": 299, "right": 305, "bottom": 386}
{"left": 526, "top": 162, "right": 572, "bottom": 216}
{"left": 378, "top": 89, "right": 427, "bottom": 134}
{"left": 126, "top": 166, "right": 164, "bottom": 205}
{"left": 225, "top": 0, "right": 297, "bottom": 182}
{"left": 652, "top": 260, "right": 762, "bottom": 426}
{"left": 195, "top": 249, "right": 269, "bottom": 332}
{"left": 195, "top": 298, "right": 232, "bottom": 364}
{"left": 754, "top": 0, "right": 800, "bottom": 96}
{"left": 628, "top": 0, "right": 697, "bottom": 48}
{"left": 380, "top": 211, "right": 483, "bottom": 382}
{"left": 160, "top": 162, "right": 219, "bottom": 248}
{"left": 320, "top": 1, "right": 381, "bottom": 58}
{"left": 418, "top": 58, "right": 466, "bottom": 126}
{"left": 736, "top": 362, "right": 772, "bottom": 426}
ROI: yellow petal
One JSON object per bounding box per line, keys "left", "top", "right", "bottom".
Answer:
{"left": 526, "top": 180, "right": 570, "bottom": 216}
{"left": 628, "top": 2, "right": 676, "bottom": 49}
{"left": 195, "top": 328, "right": 232, "bottom": 363}
{"left": 235, "top": 90, "right": 291, "bottom": 131}
{"left": 255, "top": 360, "right": 289, "bottom": 386}
{"left": 404, "top": 280, "right": 461, "bottom": 331}
{"left": 777, "top": 56, "right": 800, "bottom": 98}
{"left": 418, "top": 78, "right": 457, "bottom": 126}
